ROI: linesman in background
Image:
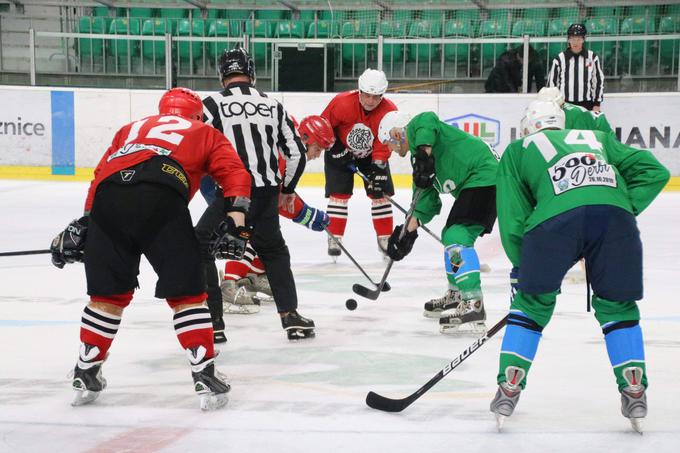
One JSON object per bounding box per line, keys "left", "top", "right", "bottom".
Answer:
{"left": 548, "top": 23, "right": 605, "bottom": 112}
{"left": 200, "top": 46, "right": 316, "bottom": 340}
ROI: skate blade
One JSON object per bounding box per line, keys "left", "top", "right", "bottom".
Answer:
{"left": 253, "top": 295, "right": 274, "bottom": 304}
{"left": 440, "top": 322, "right": 487, "bottom": 336}
{"left": 71, "top": 389, "right": 100, "bottom": 406}
{"left": 199, "top": 393, "right": 229, "bottom": 411}
{"left": 495, "top": 413, "right": 506, "bottom": 432}
{"left": 423, "top": 310, "right": 447, "bottom": 319}
{"left": 224, "top": 303, "right": 261, "bottom": 315}
{"left": 629, "top": 418, "right": 644, "bottom": 435}
{"left": 286, "top": 329, "right": 316, "bottom": 341}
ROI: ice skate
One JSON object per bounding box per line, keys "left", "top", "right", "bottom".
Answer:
{"left": 221, "top": 278, "right": 261, "bottom": 314}
{"left": 246, "top": 273, "right": 273, "bottom": 300}
{"left": 71, "top": 343, "right": 107, "bottom": 406}
{"left": 281, "top": 310, "right": 316, "bottom": 340}
{"left": 423, "top": 289, "right": 462, "bottom": 318}
{"left": 620, "top": 367, "right": 647, "bottom": 434}
{"left": 439, "top": 298, "right": 487, "bottom": 334}
{"left": 328, "top": 236, "right": 342, "bottom": 262}
{"left": 490, "top": 366, "right": 525, "bottom": 431}
{"left": 187, "top": 346, "right": 230, "bottom": 411}
{"left": 377, "top": 235, "right": 389, "bottom": 261}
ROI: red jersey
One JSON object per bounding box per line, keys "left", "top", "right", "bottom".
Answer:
{"left": 320, "top": 90, "right": 397, "bottom": 162}
{"left": 85, "top": 114, "right": 251, "bottom": 211}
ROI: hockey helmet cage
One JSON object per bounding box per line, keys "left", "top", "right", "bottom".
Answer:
{"left": 521, "top": 100, "right": 565, "bottom": 136}
{"left": 537, "top": 87, "right": 565, "bottom": 107}
{"left": 158, "top": 87, "right": 203, "bottom": 121}
{"left": 567, "top": 23, "right": 587, "bottom": 37}
{"left": 378, "top": 110, "right": 411, "bottom": 143}
{"left": 358, "top": 68, "right": 388, "bottom": 95}
{"left": 299, "top": 115, "right": 335, "bottom": 149}
{"left": 219, "top": 46, "right": 256, "bottom": 82}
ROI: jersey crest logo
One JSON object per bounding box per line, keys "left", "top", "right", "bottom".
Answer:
{"left": 445, "top": 113, "right": 501, "bottom": 148}
{"left": 120, "top": 169, "right": 135, "bottom": 182}
{"left": 345, "top": 123, "right": 374, "bottom": 158}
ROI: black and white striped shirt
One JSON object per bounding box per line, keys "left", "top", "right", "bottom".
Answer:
{"left": 548, "top": 48, "right": 605, "bottom": 106}
{"left": 202, "top": 82, "right": 306, "bottom": 194}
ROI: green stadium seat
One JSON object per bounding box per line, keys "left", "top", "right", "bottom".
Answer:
{"left": 421, "top": 10, "right": 446, "bottom": 22}
{"left": 160, "top": 9, "right": 188, "bottom": 19}
{"left": 205, "top": 9, "right": 220, "bottom": 20}
{"left": 108, "top": 18, "right": 141, "bottom": 60}
{"left": 256, "top": 10, "right": 288, "bottom": 21}
{"left": 392, "top": 10, "right": 413, "bottom": 22}
{"left": 557, "top": 8, "right": 580, "bottom": 22}
{"left": 524, "top": 8, "right": 551, "bottom": 20}
{"left": 298, "top": 10, "right": 316, "bottom": 21}
{"left": 479, "top": 19, "right": 511, "bottom": 67}
{"left": 245, "top": 19, "right": 273, "bottom": 63}
{"left": 590, "top": 7, "right": 623, "bottom": 18}
{"left": 129, "top": 8, "right": 153, "bottom": 18}
{"left": 548, "top": 18, "right": 570, "bottom": 60}
{"left": 77, "top": 17, "right": 106, "bottom": 58}
{"left": 455, "top": 9, "right": 480, "bottom": 22}
{"left": 320, "top": 10, "right": 348, "bottom": 21}
{"left": 628, "top": 6, "right": 659, "bottom": 18}
{"left": 93, "top": 7, "right": 109, "bottom": 17}
{"left": 225, "top": 9, "right": 251, "bottom": 20}
{"left": 444, "top": 19, "right": 472, "bottom": 62}
{"left": 206, "top": 19, "right": 230, "bottom": 61}
{"left": 658, "top": 16, "right": 679, "bottom": 70}
{"left": 619, "top": 16, "right": 656, "bottom": 73}
{"left": 585, "top": 17, "right": 618, "bottom": 61}
{"left": 307, "top": 20, "right": 338, "bottom": 38}
{"left": 408, "top": 20, "right": 441, "bottom": 62}
{"left": 177, "top": 18, "right": 206, "bottom": 62}
{"left": 141, "top": 18, "right": 173, "bottom": 61}
{"left": 377, "top": 20, "right": 406, "bottom": 62}
{"left": 341, "top": 20, "right": 369, "bottom": 63}
{"left": 668, "top": 5, "right": 680, "bottom": 15}
{"left": 276, "top": 21, "right": 305, "bottom": 38}
{"left": 512, "top": 19, "right": 546, "bottom": 55}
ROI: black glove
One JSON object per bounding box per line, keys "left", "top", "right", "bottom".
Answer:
{"left": 412, "top": 147, "right": 435, "bottom": 189}
{"left": 209, "top": 217, "right": 253, "bottom": 260}
{"left": 50, "top": 216, "right": 89, "bottom": 269}
{"left": 329, "top": 145, "right": 355, "bottom": 169}
{"left": 386, "top": 224, "right": 418, "bottom": 261}
{"left": 366, "top": 161, "right": 389, "bottom": 198}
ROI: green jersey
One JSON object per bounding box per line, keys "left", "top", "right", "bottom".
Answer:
{"left": 497, "top": 128, "right": 669, "bottom": 266}
{"left": 563, "top": 102, "right": 613, "bottom": 134}
{"left": 405, "top": 112, "right": 499, "bottom": 224}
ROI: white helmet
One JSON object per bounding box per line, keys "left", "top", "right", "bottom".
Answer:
{"left": 378, "top": 110, "right": 411, "bottom": 143}
{"left": 521, "top": 100, "right": 565, "bottom": 137}
{"left": 358, "top": 68, "right": 388, "bottom": 95}
{"left": 537, "top": 87, "right": 565, "bottom": 107}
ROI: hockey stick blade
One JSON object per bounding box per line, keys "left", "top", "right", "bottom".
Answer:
{"left": 365, "top": 315, "right": 509, "bottom": 412}
{"left": 352, "top": 283, "right": 381, "bottom": 300}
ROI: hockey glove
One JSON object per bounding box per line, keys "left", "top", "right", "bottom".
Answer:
{"left": 292, "top": 203, "right": 330, "bottom": 232}
{"left": 510, "top": 266, "right": 519, "bottom": 298}
{"left": 50, "top": 216, "right": 89, "bottom": 269}
{"left": 209, "top": 217, "right": 253, "bottom": 260}
{"left": 386, "top": 224, "right": 418, "bottom": 261}
{"left": 411, "top": 147, "right": 435, "bottom": 189}
{"left": 366, "top": 160, "right": 389, "bottom": 198}
{"left": 329, "top": 146, "right": 355, "bottom": 169}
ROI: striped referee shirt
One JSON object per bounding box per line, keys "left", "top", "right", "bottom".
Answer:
{"left": 202, "top": 82, "right": 306, "bottom": 194}
{"left": 548, "top": 48, "right": 605, "bottom": 106}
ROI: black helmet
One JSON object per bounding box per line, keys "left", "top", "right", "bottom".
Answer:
{"left": 218, "top": 46, "right": 256, "bottom": 82}
{"left": 567, "top": 23, "right": 587, "bottom": 37}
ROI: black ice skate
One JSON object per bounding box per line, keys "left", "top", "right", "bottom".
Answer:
{"left": 489, "top": 366, "right": 525, "bottom": 431}
{"left": 187, "top": 346, "right": 230, "bottom": 411}
{"left": 281, "top": 310, "right": 316, "bottom": 340}
{"left": 423, "top": 289, "right": 462, "bottom": 318}
{"left": 71, "top": 343, "right": 107, "bottom": 406}
{"left": 327, "top": 236, "right": 342, "bottom": 262}
{"left": 439, "top": 298, "right": 487, "bottom": 334}
{"left": 620, "top": 366, "right": 647, "bottom": 434}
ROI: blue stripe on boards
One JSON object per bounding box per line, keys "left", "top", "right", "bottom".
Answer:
{"left": 50, "top": 91, "right": 75, "bottom": 175}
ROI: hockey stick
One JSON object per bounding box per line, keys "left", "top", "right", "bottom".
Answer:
{"left": 365, "top": 314, "right": 509, "bottom": 412}
{"left": 325, "top": 227, "right": 391, "bottom": 292}
{"left": 352, "top": 189, "right": 423, "bottom": 300}
{"left": 350, "top": 165, "right": 442, "bottom": 243}
{"left": 0, "top": 249, "right": 51, "bottom": 257}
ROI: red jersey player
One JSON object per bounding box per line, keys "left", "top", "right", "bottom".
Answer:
{"left": 321, "top": 68, "right": 398, "bottom": 261}
{"left": 50, "top": 88, "right": 251, "bottom": 411}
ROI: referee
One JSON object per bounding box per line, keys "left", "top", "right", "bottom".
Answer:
{"left": 548, "top": 23, "right": 605, "bottom": 112}
{"left": 198, "top": 46, "right": 315, "bottom": 341}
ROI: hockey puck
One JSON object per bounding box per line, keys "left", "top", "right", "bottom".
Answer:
{"left": 345, "top": 298, "right": 358, "bottom": 311}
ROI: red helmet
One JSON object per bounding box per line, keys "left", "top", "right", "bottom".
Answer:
{"left": 158, "top": 87, "right": 203, "bottom": 121}
{"left": 298, "top": 115, "right": 335, "bottom": 149}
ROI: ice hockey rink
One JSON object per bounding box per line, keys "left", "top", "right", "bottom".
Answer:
{"left": 1, "top": 180, "right": 679, "bottom": 453}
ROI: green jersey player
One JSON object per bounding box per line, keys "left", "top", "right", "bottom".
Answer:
{"left": 490, "top": 100, "right": 669, "bottom": 433}
{"left": 378, "top": 111, "right": 499, "bottom": 334}
{"left": 538, "top": 86, "right": 613, "bottom": 134}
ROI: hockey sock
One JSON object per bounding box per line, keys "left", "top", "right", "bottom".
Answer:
{"left": 442, "top": 224, "right": 485, "bottom": 300}
{"left": 370, "top": 197, "right": 393, "bottom": 237}
{"left": 223, "top": 245, "right": 264, "bottom": 281}
{"left": 592, "top": 295, "right": 647, "bottom": 390}
{"left": 172, "top": 304, "right": 215, "bottom": 359}
{"left": 327, "top": 194, "right": 350, "bottom": 237}
{"left": 79, "top": 304, "right": 122, "bottom": 361}
{"left": 497, "top": 310, "right": 544, "bottom": 389}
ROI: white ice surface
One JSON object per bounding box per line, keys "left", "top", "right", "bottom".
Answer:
{"left": 1, "top": 181, "right": 679, "bottom": 453}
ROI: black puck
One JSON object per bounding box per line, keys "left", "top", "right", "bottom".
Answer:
{"left": 345, "top": 298, "right": 358, "bottom": 311}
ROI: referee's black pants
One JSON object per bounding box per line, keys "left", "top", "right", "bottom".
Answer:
{"left": 195, "top": 186, "right": 298, "bottom": 324}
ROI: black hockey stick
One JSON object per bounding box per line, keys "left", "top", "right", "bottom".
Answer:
{"left": 325, "top": 227, "right": 390, "bottom": 292}
{"left": 351, "top": 165, "right": 442, "bottom": 243}
{"left": 365, "top": 314, "right": 509, "bottom": 412}
{"left": 352, "top": 189, "right": 423, "bottom": 300}
{"left": 0, "top": 249, "right": 50, "bottom": 257}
